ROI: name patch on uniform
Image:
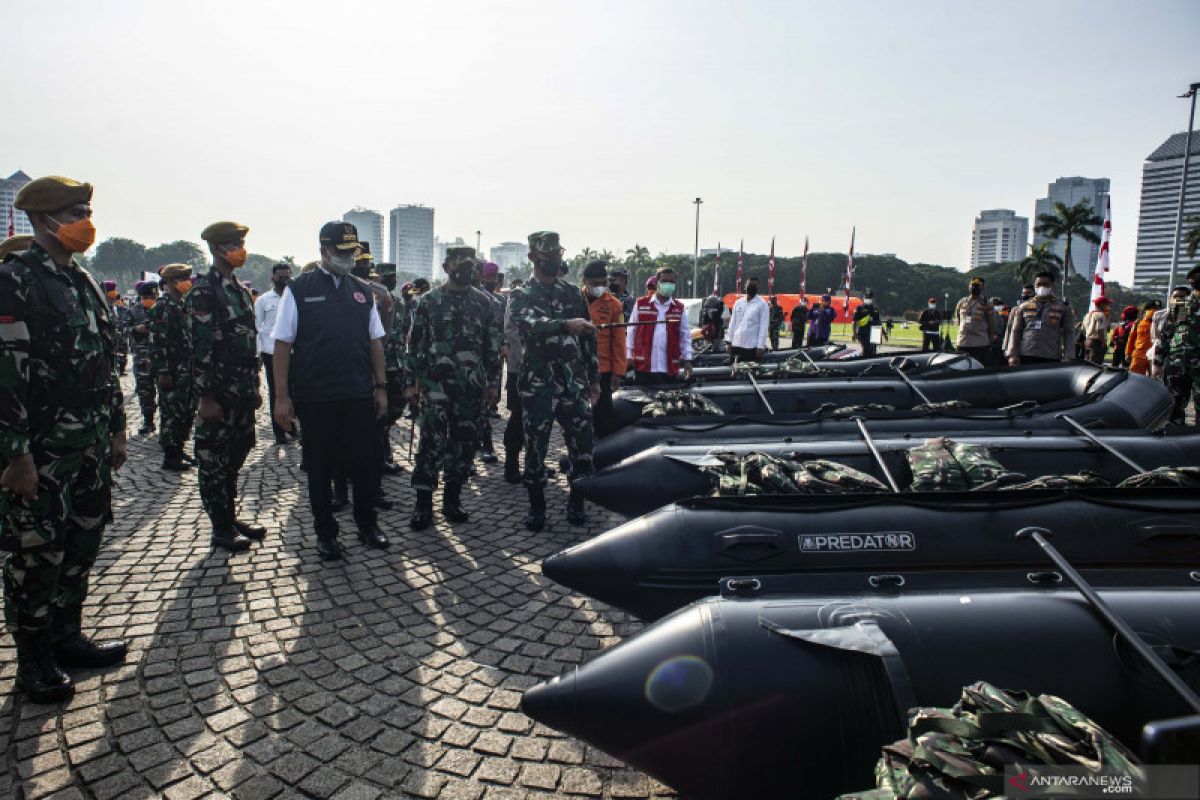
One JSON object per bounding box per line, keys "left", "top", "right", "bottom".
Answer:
{"left": 799, "top": 532, "right": 915, "bottom": 552}
{"left": 303, "top": 296, "right": 326, "bottom": 303}
{"left": 353, "top": 292, "right": 367, "bottom": 304}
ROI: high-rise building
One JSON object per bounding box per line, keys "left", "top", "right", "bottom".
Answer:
{"left": 342, "top": 207, "right": 384, "bottom": 262}
{"left": 0, "top": 170, "right": 34, "bottom": 237}
{"left": 489, "top": 241, "right": 528, "bottom": 273}
{"left": 388, "top": 205, "right": 435, "bottom": 280}
{"left": 1133, "top": 132, "right": 1200, "bottom": 289}
{"left": 1032, "top": 177, "right": 1110, "bottom": 276}
{"left": 969, "top": 209, "right": 1028, "bottom": 268}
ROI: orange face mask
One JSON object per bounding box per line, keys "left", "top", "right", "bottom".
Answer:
{"left": 222, "top": 246, "right": 248, "bottom": 268}
{"left": 50, "top": 216, "right": 97, "bottom": 253}
{"left": 141, "top": 297, "right": 156, "bottom": 309}
{"left": 105, "top": 290, "right": 118, "bottom": 300}
{"left": 176, "top": 280, "right": 193, "bottom": 294}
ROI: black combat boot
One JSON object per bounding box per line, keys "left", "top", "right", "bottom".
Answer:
{"left": 211, "top": 525, "right": 252, "bottom": 552}
{"left": 232, "top": 520, "right": 267, "bottom": 542}
{"left": 162, "top": 447, "right": 190, "bottom": 472}
{"left": 566, "top": 490, "right": 587, "bottom": 526}
{"left": 53, "top": 606, "right": 127, "bottom": 669}
{"left": 504, "top": 452, "right": 521, "bottom": 484}
{"left": 479, "top": 440, "right": 498, "bottom": 464}
{"left": 443, "top": 483, "right": 469, "bottom": 523}
{"left": 524, "top": 485, "right": 546, "bottom": 532}
{"left": 15, "top": 628, "right": 74, "bottom": 703}
{"left": 409, "top": 490, "right": 434, "bottom": 531}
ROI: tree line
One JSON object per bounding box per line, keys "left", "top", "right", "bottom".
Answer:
{"left": 82, "top": 237, "right": 291, "bottom": 294}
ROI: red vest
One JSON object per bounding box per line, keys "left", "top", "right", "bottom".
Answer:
{"left": 632, "top": 296, "right": 684, "bottom": 375}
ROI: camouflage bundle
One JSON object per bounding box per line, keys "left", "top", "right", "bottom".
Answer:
{"left": 706, "top": 452, "right": 888, "bottom": 496}
{"left": 906, "top": 438, "right": 1013, "bottom": 492}
{"left": 819, "top": 403, "right": 898, "bottom": 418}
{"left": 640, "top": 390, "right": 725, "bottom": 418}
{"left": 994, "top": 471, "right": 1110, "bottom": 491}
{"left": 1116, "top": 466, "right": 1200, "bottom": 489}
{"left": 729, "top": 359, "right": 848, "bottom": 379}
{"left": 838, "top": 681, "right": 1142, "bottom": 800}
{"left": 913, "top": 399, "right": 972, "bottom": 412}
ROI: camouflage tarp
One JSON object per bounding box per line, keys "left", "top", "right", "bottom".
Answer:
{"left": 818, "top": 403, "right": 898, "bottom": 418}
{"left": 837, "top": 681, "right": 1142, "bottom": 800}
{"left": 641, "top": 390, "right": 725, "bottom": 418}
{"left": 907, "top": 438, "right": 1013, "bottom": 492}
{"left": 992, "top": 471, "right": 1110, "bottom": 491}
{"left": 913, "top": 399, "right": 972, "bottom": 412}
{"left": 1116, "top": 466, "right": 1200, "bottom": 489}
{"left": 705, "top": 452, "right": 888, "bottom": 496}
{"left": 729, "top": 359, "right": 848, "bottom": 379}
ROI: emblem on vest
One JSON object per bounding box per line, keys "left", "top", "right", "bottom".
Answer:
{"left": 353, "top": 292, "right": 367, "bottom": 304}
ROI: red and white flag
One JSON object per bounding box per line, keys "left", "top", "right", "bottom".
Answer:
{"left": 767, "top": 236, "right": 775, "bottom": 295}
{"left": 1090, "top": 197, "right": 1111, "bottom": 308}
{"left": 800, "top": 236, "right": 809, "bottom": 298}
{"left": 844, "top": 227, "right": 856, "bottom": 318}
{"left": 736, "top": 239, "right": 744, "bottom": 295}
{"left": 713, "top": 242, "right": 721, "bottom": 294}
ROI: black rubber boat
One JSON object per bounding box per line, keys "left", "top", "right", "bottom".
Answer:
{"left": 682, "top": 351, "right": 979, "bottom": 384}
{"left": 521, "top": 586, "right": 1200, "bottom": 799}
{"left": 595, "top": 364, "right": 1172, "bottom": 468}
{"left": 692, "top": 343, "right": 849, "bottom": 366}
{"left": 576, "top": 430, "right": 1200, "bottom": 517}
{"left": 544, "top": 486, "right": 1200, "bottom": 620}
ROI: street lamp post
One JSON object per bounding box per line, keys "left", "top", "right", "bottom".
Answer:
{"left": 942, "top": 291, "right": 951, "bottom": 351}
{"left": 1166, "top": 82, "right": 1199, "bottom": 298}
{"left": 692, "top": 198, "right": 703, "bottom": 298}
{"left": 475, "top": 230, "right": 482, "bottom": 255}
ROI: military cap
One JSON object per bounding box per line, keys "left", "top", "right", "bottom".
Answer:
{"left": 101, "top": 280, "right": 117, "bottom": 292}
{"left": 159, "top": 263, "right": 192, "bottom": 280}
{"left": 969, "top": 276, "right": 985, "bottom": 285}
{"left": 0, "top": 234, "right": 34, "bottom": 261}
{"left": 445, "top": 246, "right": 476, "bottom": 265}
{"left": 582, "top": 259, "right": 608, "bottom": 279}
{"left": 478, "top": 261, "right": 500, "bottom": 278}
{"left": 609, "top": 266, "right": 629, "bottom": 278}
{"left": 319, "top": 221, "right": 359, "bottom": 251}
{"left": 13, "top": 176, "right": 93, "bottom": 212}
{"left": 527, "top": 231, "right": 560, "bottom": 253}
{"left": 376, "top": 262, "right": 397, "bottom": 276}
{"left": 400, "top": 282, "right": 413, "bottom": 295}
{"left": 355, "top": 241, "right": 372, "bottom": 262}
{"left": 412, "top": 277, "right": 431, "bottom": 291}
{"left": 201, "top": 221, "right": 249, "bottom": 244}
{"left": 1093, "top": 296, "right": 1112, "bottom": 306}
{"left": 1187, "top": 264, "right": 1200, "bottom": 281}
{"left": 136, "top": 280, "right": 159, "bottom": 296}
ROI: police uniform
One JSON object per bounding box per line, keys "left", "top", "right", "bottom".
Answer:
{"left": 148, "top": 264, "right": 196, "bottom": 470}
{"left": 1005, "top": 294, "right": 1076, "bottom": 364}
{"left": 187, "top": 221, "right": 264, "bottom": 550}
{"left": 0, "top": 176, "right": 128, "bottom": 703}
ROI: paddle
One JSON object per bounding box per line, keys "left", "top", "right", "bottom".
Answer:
{"left": 1056, "top": 413, "right": 1146, "bottom": 473}
{"left": 850, "top": 416, "right": 901, "bottom": 493}
{"left": 888, "top": 356, "right": 934, "bottom": 406}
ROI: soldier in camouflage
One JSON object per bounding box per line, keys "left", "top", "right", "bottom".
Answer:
{"left": 1158, "top": 264, "right": 1200, "bottom": 425}
{"left": 129, "top": 280, "right": 160, "bottom": 433}
{"left": 101, "top": 280, "right": 130, "bottom": 375}
{"left": 149, "top": 263, "right": 197, "bottom": 472}
{"left": 405, "top": 246, "right": 501, "bottom": 530}
{"left": 507, "top": 232, "right": 600, "bottom": 531}
{"left": 187, "top": 221, "right": 265, "bottom": 552}
{"left": 348, "top": 246, "right": 397, "bottom": 510}
{"left": 475, "top": 260, "right": 506, "bottom": 464}
{"left": 375, "top": 262, "right": 406, "bottom": 474}
{"left": 0, "top": 176, "right": 130, "bottom": 703}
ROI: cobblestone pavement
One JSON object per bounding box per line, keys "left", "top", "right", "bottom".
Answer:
{"left": 1, "top": 374, "right": 676, "bottom": 800}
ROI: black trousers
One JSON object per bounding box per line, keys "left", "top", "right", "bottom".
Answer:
{"left": 806, "top": 335, "right": 828, "bottom": 348}
{"left": 594, "top": 373, "right": 617, "bottom": 438}
{"left": 634, "top": 372, "right": 673, "bottom": 387}
{"left": 1017, "top": 355, "right": 1059, "bottom": 365}
{"left": 503, "top": 371, "right": 524, "bottom": 457}
{"left": 729, "top": 346, "right": 759, "bottom": 362}
{"left": 261, "top": 353, "right": 287, "bottom": 439}
{"left": 959, "top": 345, "right": 991, "bottom": 366}
{"left": 921, "top": 332, "right": 941, "bottom": 352}
{"left": 296, "top": 397, "right": 379, "bottom": 538}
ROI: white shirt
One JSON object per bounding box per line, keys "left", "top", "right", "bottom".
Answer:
{"left": 255, "top": 288, "right": 285, "bottom": 354}
{"left": 626, "top": 295, "right": 693, "bottom": 373}
{"left": 272, "top": 268, "right": 386, "bottom": 345}
{"left": 725, "top": 295, "right": 770, "bottom": 350}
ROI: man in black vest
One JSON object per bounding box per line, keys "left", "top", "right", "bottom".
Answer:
{"left": 270, "top": 222, "right": 390, "bottom": 560}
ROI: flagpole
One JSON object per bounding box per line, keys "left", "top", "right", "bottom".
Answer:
{"left": 692, "top": 197, "right": 703, "bottom": 298}
{"left": 713, "top": 242, "right": 721, "bottom": 294}
{"left": 736, "top": 239, "right": 743, "bottom": 295}
{"left": 1166, "top": 81, "right": 1199, "bottom": 299}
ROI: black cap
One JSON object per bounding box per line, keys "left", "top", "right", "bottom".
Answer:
{"left": 412, "top": 277, "right": 431, "bottom": 291}
{"left": 319, "top": 221, "right": 360, "bottom": 251}
{"left": 609, "top": 267, "right": 628, "bottom": 278}
{"left": 582, "top": 259, "right": 608, "bottom": 279}
{"left": 1186, "top": 264, "right": 1200, "bottom": 281}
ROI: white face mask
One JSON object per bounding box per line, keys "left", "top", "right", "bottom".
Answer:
{"left": 325, "top": 252, "right": 355, "bottom": 276}
{"left": 587, "top": 285, "right": 606, "bottom": 298}
{"left": 928, "top": 303, "right": 936, "bottom": 309}
{"left": 993, "top": 305, "right": 1002, "bottom": 312}
{"left": 864, "top": 298, "right": 873, "bottom": 306}
{"left": 1035, "top": 286, "right": 1052, "bottom": 298}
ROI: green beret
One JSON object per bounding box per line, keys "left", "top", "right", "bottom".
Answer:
{"left": 200, "top": 221, "right": 249, "bottom": 244}
{"left": 1187, "top": 264, "right": 1200, "bottom": 281}
{"left": 159, "top": 263, "right": 192, "bottom": 280}
{"left": 445, "top": 246, "right": 476, "bottom": 264}
{"left": 0, "top": 234, "right": 34, "bottom": 261}
{"left": 14, "top": 176, "right": 93, "bottom": 212}
{"left": 375, "top": 262, "right": 397, "bottom": 276}
{"left": 528, "top": 231, "right": 560, "bottom": 253}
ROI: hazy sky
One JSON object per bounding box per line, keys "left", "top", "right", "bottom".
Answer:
{"left": 5, "top": 0, "right": 1198, "bottom": 282}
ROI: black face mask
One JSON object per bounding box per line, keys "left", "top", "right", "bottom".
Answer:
{"left": 449, "top": 266, "right": 473, "bottom": 286}
{"left": 608, "top": 282, "right": 621, "bottom": 294}
{"left": 969, "top": 285, "right": 981, "bottom": 295}
{"left": 746, "top": 286, "right": 758, "bottom": 298}
{"left": 273, "top": 278, "right": 288, "bottom": 291}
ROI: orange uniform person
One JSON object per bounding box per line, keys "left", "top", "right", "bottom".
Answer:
{"left": 582, "top": 260, "right": 627, "bottom": 437}
{"left": 1125, "top": 300, "right": 1162, "bottom": 375}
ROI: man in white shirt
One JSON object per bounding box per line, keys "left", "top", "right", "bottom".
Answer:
{"left": 626, "top": 267, "right": 693, "bottom": 386}
{"left": 724, "top": 276, "right": 770, "bottom": 361}
{"left": 255, "top": 262, "right": 292, "bottom": 444}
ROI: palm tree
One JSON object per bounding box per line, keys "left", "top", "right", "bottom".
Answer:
{"left": 578, "top": 247, "right": 597, "bottom": 261}
{"left": 1015, "top": 243, "right": 1064, "bottom": 286}
{"left": 625, "top": 244, "right": 650, "bottom": 268}
{"left": 598, "top": 249, "right": 615, "bottom": 262}
{"left": 1184, "top": 214, "right": 1200, "bottom": 259}
{"left": 1034, "top": 200, "right": 1102, "bottom": 297}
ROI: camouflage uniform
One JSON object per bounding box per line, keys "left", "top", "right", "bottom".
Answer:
{"left": 111, "top": 300, "right": 130, "bottom": 375}
{"left": 384, "top": 292, "right": 410, "bottom": 425}
{"left": 406, "top": 285, "right": 501, "bottom": 490}
{"left": 1158, "top": 290, "right": 1199, "bottom": 425}
{"left": 507, "top": 275, "right": 599, "bottom": 486}
{"left": 186, "top": 268, "right": 260, "bottom": 531}
{"left": 475, "top": 289, "right": 506, "bottom": 454}
{"left": 127, "top": 300, "right": 157, "bottom": 429}
{"left": 148, "top": 292, "right": 196, "bottom": 456}
{"left": 1005, "top": 295, "right": 1076, "bottom": 363}
{"left": 0, "top": 244, "right": 125, "bottom": 633}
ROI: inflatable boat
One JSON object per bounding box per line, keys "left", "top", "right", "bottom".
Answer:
{"left": 594, "top": 365, "right": 1172, "bottom": 468}
{"left": 545, "top": 485, "right": 1200, "bottom": 620}
{"left": 692, "top": 343, "right": 849, "bottom": 366}
{"left": 576, "top": 430, "right": 1200, "bottom": 517}
{"left": 521, "top": 586, "right": 1200, "bottom": 799}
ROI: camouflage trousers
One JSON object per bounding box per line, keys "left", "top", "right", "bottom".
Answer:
{"left": 412, "top": 384, "right": 484, "bottom": 491}
{"left": 194, "top": 402, "right": 256, "bottom": 529}
{"left": 1, "top": 441, "right": 111, "bottom": 633}
{"left": 474, "top": 363, "right": 503, "bottom": 453}
{"left": 133, "top": 353, "right": 157, "bottom": 426}
{"left": 158, "top": 381, "right": 197, "bottom": 452}
{"left": 521, "top": 378, "right": 595, "bottom": 487}
{"left": 1163, "top": 363, "right": 1198, "bottom": 425}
